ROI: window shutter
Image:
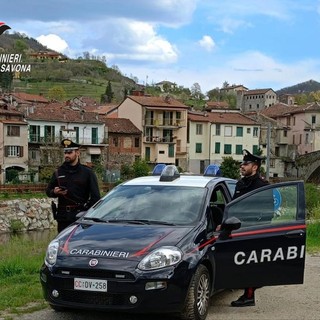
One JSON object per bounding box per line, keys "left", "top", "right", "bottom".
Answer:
{"left": 19, "top": 146, "right": 24, "bottom": 157}
{"left": 4, "top": 146, "right": 8, "bottom": 157}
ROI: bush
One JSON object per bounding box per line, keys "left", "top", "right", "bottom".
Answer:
{"left": 9, "top": 220, "right": 24, "bottom": 233}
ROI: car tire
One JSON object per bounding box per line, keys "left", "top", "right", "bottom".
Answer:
{"left": 180, "top": 264, "right": 211, "bottom": 320}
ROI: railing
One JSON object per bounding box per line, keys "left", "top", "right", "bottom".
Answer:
{"left": 144, "top": 118, "right": 185, "bottom": 127}
{"left": 145, "top": 136, "right": 174, "bottom": 143}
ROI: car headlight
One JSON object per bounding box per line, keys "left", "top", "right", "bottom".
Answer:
{"left": 45, "top": 240, "right": 59, "bottom": 267}
{"left": 138, "top": 246, "right": 182, "bottom": 271}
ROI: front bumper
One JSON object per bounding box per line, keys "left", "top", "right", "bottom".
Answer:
{"left": 40, "top": 261, "right": 192, "bottom": 314}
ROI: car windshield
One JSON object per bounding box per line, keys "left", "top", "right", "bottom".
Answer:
{"left": 85, "top": 185, "right": 206, "bottom": 225}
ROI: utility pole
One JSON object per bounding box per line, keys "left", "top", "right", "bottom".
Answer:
{"left": 266, "top": 123, "right": 271, "bottom": 180}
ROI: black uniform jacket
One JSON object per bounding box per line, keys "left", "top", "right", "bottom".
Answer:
{"left": 46, "top": 161, "right": 101, "bottom": 221}
{"left": 233, "top": 173, "right": 269, "bottom": 200}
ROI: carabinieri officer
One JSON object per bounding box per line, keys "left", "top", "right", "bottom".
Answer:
{"left": 46, "top": 139, "right": 101, "bottom": 232}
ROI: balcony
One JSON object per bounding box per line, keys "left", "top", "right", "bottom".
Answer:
{"left": 144, "top": 118, "right": 186, "bottom": 127}
{"left": 145, "top": 136, "right": 175, "bottom": 143}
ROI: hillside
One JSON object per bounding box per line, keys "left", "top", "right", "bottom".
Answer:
{"left": 0, "top": 32, "right": 140, "bottom": 102}
{"left": 276, "top": 79, "right": 320, "bottom": 95}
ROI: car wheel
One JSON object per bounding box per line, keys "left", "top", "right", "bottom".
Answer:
{"left": 180, "top": 264, "right": 211, "bottom": 320}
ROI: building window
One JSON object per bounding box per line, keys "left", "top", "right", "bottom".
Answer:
{"left": 305, "top": 133, "right": 309, "bottom": 144}
{"left": 74, "top": 127, "right": 79, "bottom": 143}
{"left": 7, "top": 125, "right": 20, "bottom": 136}
{"left": 286, "top": 116, "right": 291, "bottom": 126}
{"left": 215, "top": 142, "right": 220, "bottom": 153}
{"left": 215, "top": 124, "right": 221, "bottom": 136}
{"left": 224, "top": 144, "right": 232, "bottom": 154}
{"left": 253, "top": 145, "right": 259, "bottom": 154}
{"left": 257, "top": 104, "right": 259, "bottom": 109}
{"left": 247, "top": 128, "right": 251, "bottom": 134}
{"left": 29, "top": 125, "right": 40, "bottom": 142}
{"left": 195, "top": 143, "right": 202, "bottom": 153}
{"left": 275, "top": 147, "right": 280, "bottom": 156}
{"left": 196, "top": 124, "right": 203, "bottom": 135}
{"left": 169, "top": 144, "right": 174, "bottom": 157}
{"left": 236, "top": 145, "right": 243, "bottom": 154}
{"left": 253, "top": 127, "right": 259, "bottom": 137}
{"left": 134, "top": 137, "right": 140, "bottom": 148}
{"left": 293, "top": 117, "right": 296, "bottom": 126}
{"left": 113, "top": 137, "right": 118, "bottom": 147}
{"left": 312, "top": 115, "right": 316, "bottom": 124}
{"left": 91, "top": 128, "right": 98, "bottom": 144}
{"left": 44, "top": 125, "right": 55, "bottom": 143}
{"left": 5, "top": 145, "right": 23, "bottom": 157}
{"left": 224, "top": 126, "right": 232, "bottom": 137}
{"left": 31, "top": 150, "right": 37, "bottom": 159}
{"left": 236, "top": 127, "right": 243, "bottom": 137}
{"left": 284, "top": 130, "right": 287, "bottom": 137}
{"left": 270, "top": 159, "right": 275, "bottom": 168}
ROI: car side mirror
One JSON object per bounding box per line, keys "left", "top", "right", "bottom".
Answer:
{"left": 218, "top": 217, "right": 241, "bottom": 240}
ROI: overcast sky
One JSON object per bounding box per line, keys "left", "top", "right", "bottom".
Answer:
{"left": 1, "top": 0, "right": 320, "bottom": 93}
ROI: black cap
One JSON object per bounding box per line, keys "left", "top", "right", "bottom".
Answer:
{"left": 61, "top": 139, "right": 80, "bottom": 151}
{"left": 241, "top": 149, "right": 264, "bottom": 165}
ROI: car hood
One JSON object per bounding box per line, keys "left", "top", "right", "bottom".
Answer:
{"left": 57, "top": 222, "right": 194, "bottom": 261}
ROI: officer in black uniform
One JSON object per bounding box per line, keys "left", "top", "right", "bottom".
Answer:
{"left": 46, "top": 139, "right": 101, "bottom": 233}
{"left": 231, "top": 149, "right": 269, "bottom": 307}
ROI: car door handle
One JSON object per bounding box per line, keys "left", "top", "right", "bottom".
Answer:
{"left": 285, "top": 229, "right": 305, "bottom": 238}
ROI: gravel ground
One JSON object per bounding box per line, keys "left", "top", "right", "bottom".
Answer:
{"left": 4, "top": 254, "right": 320, "bottom": 320}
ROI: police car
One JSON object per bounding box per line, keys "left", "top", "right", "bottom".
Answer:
{"left": 40, "top": 165, "right": 306, "bottom": 320}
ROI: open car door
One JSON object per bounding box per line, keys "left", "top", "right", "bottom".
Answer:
{"left": 213, "top": 181, "right": 306, "bottom": 290}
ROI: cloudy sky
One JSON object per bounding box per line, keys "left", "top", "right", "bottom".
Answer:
{"left": 1, "top": 0, "right": 320, "bottom": 93}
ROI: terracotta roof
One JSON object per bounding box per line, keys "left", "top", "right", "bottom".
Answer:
{"left": 188, "top": 112, "right": 211, "bottom": 123}
{"left": 93, "top": 104, "right": 118, "bottom": 115}
{"left": 243, "top": 88, "right": 275, "bottom": 95}
{"left": 205, "top": 101, "right": 229, "bottom": 109}
{"left": 26, "top": 104, "right": 104, "bottom": 123}
{"left": 188, "top": 111, "right": 258, "bottom": 125}
{"left": 11, "top": 92, "right": 49, "bottom": 103}
{"left": 260, "top": 103, "right": 301, "bottom": 118}
{"left": 0, "top": 108, "right": 24, "bottom": 116}
{"left": 127, "top": 95, "right": 188, "bottom": 109}
{"left": 104, "top": 118, "right": 141, "bottom": 134}
{"left": 207, "top": 112, "right": 258, "bottom": 125}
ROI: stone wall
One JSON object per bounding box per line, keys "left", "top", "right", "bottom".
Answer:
{"left": 0, "top": 198, "right": 56, "bottom": 233}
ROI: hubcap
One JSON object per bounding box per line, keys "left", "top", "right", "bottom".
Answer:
{"left": 197, "top": 273, "right": 210, "bottom": 315}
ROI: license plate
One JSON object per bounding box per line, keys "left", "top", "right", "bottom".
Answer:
{"left": 74, "top": 278, "right": 108, "bottom": 292}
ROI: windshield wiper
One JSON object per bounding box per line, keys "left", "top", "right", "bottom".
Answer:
{"left": 82, "top": 217, "right": 106, "bottom": 223}
{"left": 108, "top": 219, "right": 175, "bottom": 226}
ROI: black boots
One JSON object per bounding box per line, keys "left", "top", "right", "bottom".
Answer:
{"left": 231, "top": 288, "right": 255, "bottom": 307}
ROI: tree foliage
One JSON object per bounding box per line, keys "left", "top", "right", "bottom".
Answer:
{"left": 48, "top": 86, "right": 66, "bottom": 101}
{"left": 101, "top": 80, "right": 114, "bottom": 103}
{"left": 220, "top": 156, "right": 240, "bottom": 179}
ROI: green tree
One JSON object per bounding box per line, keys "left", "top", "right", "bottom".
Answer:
{"left": 132, "top": 159, "right": 150, "bottom": 177}
{"left": 294, "top": 93, "right": 308, "bottom": 105}
{"left": 220, "top": 156, "right": 240, "bottom": 179}
{"left": 48, "top": 86, "right": 66, "bottom": 101}
{"left": 101, "top": 80, "right": 114, "bottom": 103}
{"left": 0, "top": 72, "right": 13, "bottom": 91}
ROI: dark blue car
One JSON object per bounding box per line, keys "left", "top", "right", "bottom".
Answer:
{"left": 40, "top": 166, "right": 306, "bottom": 320}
